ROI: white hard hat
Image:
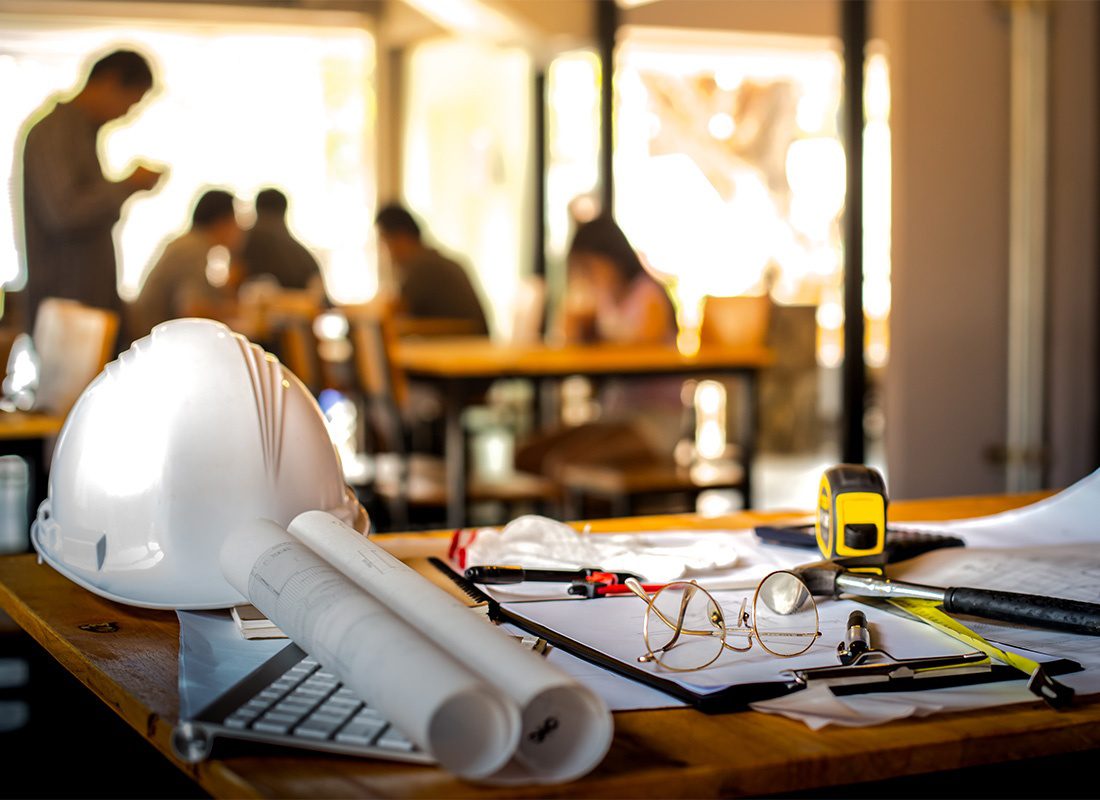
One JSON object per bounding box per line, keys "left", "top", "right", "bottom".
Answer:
{"left": 31, "top": 319, "right": 367, "bottom": 610}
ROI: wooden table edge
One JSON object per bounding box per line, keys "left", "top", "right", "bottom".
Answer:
{"left": 0, "top": 569, "right": 264, "bottom": 799}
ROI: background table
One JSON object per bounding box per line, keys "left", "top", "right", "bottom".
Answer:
{"left": 395, "top": 338, "right": 775, "bottom": 526}
{"left": 5, "top": 492, "right": 1100, "bottom": 798}
{"left": 0, "top": 411, "right": 64, "bottom": 529}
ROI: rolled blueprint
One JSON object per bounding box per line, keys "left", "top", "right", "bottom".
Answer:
{"left": 220, "top": 519, "right": 520, "bottom": 779}
{"left": 287, "top": 510, "right": 614, "bottom": 784}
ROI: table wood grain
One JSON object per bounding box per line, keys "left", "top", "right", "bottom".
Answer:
{"left": 395, "top": 338, "right": 774, "bottom": 380}
{"left": 0, "top": 411, "right": 64, "bottom": 440}
{"left": 5, "top": 492, "right": 1099, "bottom": 799}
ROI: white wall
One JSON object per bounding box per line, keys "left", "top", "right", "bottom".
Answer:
{"left": 882, "top": 0, "right": 1098, "bottom": 498}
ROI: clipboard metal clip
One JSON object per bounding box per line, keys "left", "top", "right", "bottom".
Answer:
{"left": 787, "top": 650, "right": 992, "bottom": 688}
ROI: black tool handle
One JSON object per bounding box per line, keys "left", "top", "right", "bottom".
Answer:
{"left": 944, "top": 587, "right": 1100, "bottom": 636}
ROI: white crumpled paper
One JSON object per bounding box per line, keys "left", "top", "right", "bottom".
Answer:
{"left": 462, "top": 515, "right": 741, "bottom": 599}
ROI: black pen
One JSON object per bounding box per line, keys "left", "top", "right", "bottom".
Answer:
{"left": 837, "top": 610, "right": 872, "bottom": 665}
{"left": 464, "top": 565, "right": 644, "bottom": 585}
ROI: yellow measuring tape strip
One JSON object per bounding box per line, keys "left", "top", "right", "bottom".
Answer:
{"left": 888, "top": 598, "right": 1074, "bottom": 708}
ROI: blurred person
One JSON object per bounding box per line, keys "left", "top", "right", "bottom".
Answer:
{"left": 240, "top": 188, "right": 323, "bottom": 292}
{"left": 559, "top": 216, "right": 675, "bottom": 345}
{"left": 518, "top": 217, "right": 684, "bottom": 482}
{"left": 374, "top": 203, "right": 488, "bottom": 335}
{"left": 128, "top": 189, "right": 241, "bottom": 342}
{"left": 16, "top": 49, "right": 165, "bottom": 331}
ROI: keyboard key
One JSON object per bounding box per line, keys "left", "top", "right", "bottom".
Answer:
{"left": 309, "top": 711, "right": 351, "bottom": 727}
{"left": 225, "top": 714, "right": 251, "bottom": 730}
{"left": 335, "top": 718, "right": 386, "bottom": 746}
{"left": 353, "top": 706, "right": 385, "bottom": 722}
{"left": 254, "top": 717, "right": 296, "bottom": 734}
{"left": 376, "top": 726, "right": 416, "bottom": 752}
{"left": 272, "top": 699, "right": 315, "bottom": 717}
{"left": 325, "top": 698, "right": 360, "bottom": 712}
{"left": 295, "top": 719, "right": 342, "bottom": 739}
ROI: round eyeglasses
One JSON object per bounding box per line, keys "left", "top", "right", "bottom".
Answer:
{"left": 625, "top": 571, "right": 822, "bottom": 672}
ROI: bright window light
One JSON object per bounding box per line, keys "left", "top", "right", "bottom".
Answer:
{"left": 402, "top": 38, "right": 531, "bottom": 338}
{"left": 1, "top": 12, "right": 376, "bottom": 304}
{"left": 612, "top": 27, "right": 892, "bottom": 367}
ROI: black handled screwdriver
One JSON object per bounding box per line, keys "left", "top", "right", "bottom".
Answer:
{"left": 464, "top": 565, "right": 644, "bottom": 585}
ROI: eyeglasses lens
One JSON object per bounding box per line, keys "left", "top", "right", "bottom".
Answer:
{"left": 753, "top": 571, "right": 819, "bottom": 657}
{"left": 645, "top": 583, "right": 725, "bottom": 671}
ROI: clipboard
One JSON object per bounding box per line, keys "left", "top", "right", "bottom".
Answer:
{"left": 428, "top": 558, "right": 1083, "bottom": 713}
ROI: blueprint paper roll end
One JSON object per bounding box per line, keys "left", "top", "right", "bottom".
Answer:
{"left": 512, "top": 683, "right": 613, "bottom": 783}
{"left": 429, "top": 685, "right": 521, "bottom": 780}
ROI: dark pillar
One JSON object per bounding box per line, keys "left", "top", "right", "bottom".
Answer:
{"left": 596, "top": 0, "right": 618, "bottom": 215}
{"left": 841, "top": 0, "right": 868, "bottom": 465}
{"left": 533, "top": 69, "right": 547, "bottom": 278}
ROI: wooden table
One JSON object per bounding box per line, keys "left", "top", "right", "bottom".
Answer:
{"left": 0, "top": 411, "right": 64, "bottom": 530}
{"left": 6, "top": 492, "right": 1100, "bottom": 797}
{"left": 395, "top": 338, "right": 775, "bottom": 526}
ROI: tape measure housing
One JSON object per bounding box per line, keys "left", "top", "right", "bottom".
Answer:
{"left": 816, "top": 465, "right": 888, "bottom": 560}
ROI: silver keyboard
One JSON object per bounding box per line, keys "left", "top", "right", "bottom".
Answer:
{"left": 172, "top": 643, "right": 434, "bottom": 765}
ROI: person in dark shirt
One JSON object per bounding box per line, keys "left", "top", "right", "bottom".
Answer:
{"left": 240, "top": 188, "right": 322, "bottom": 291}
{"left": 128, "top": 189, "right": 241, "bottom": 342}
{"left": 374, "top": 203, "right": 488, "bottom": 336}
{"left": 17, "top": 49, "right": 165, "bottom": 331}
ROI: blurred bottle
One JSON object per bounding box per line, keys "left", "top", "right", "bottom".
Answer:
{"left": 1, "top": 334, "right": 40, "bottom": 412}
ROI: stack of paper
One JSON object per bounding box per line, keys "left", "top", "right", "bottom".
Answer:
{"left": 229, "top": 604, "right": 286, "bottom": 640}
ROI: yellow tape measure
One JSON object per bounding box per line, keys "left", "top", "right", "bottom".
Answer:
{"left": 816, "top": 465, "right": 888, "bottom": 561}
{"left": 888, "top": 598, "right": 1073, "bottom": 708}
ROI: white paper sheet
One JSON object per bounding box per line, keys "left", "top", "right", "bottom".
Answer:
{"left": 286, "top": 511, "right": 613, "bottom": 784}
{"left": 891, "top": 468, "right": 1100, "bottom": 549}
{"left": 502, "top": 593, "right": 978, "bottom": 694}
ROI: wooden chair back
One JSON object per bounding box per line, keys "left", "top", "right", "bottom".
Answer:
{"left": 32, "top": 298, "right": 118, "bottom": 417}
{"left": 700, "top": 294, "right": 772, "bottom": 348}
{"left": 345, "top": 307, "right": 408, "bottom": 454}
{"left": 266, "top": 290, "right": 324, "bottom": 394}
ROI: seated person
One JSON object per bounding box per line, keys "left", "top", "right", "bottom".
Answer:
{"left": 128, "top": 189, "right": 241, "bottom": 342}
{"left": 240, "top": 187, "right": 323, "bottom": 292}
{"left": 518, "top": 217, "right": 685, "bottom": 482}
{"left": 374, "top": 203, "right": 489, "bottom": 336}
{"left": 559, "top": 216, "right": 675, "bottom": 345}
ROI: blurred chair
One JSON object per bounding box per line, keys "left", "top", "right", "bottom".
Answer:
{"left": 264, "top": 290, "right": 324, "bottom": 395}
{"left": 0, "top": 298, "right": 118, "bottom": 530}
{"left": 756, "top": 303, "right": 819, "bottom": 452}
{"left": 32, "top": 298, "right": 118, "bottom": 418}
{"left": 700, "top": 294, "right": 772, "bottom": 348}
{"left": 345, "top": 308, "right": 556, "bottom": 529}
